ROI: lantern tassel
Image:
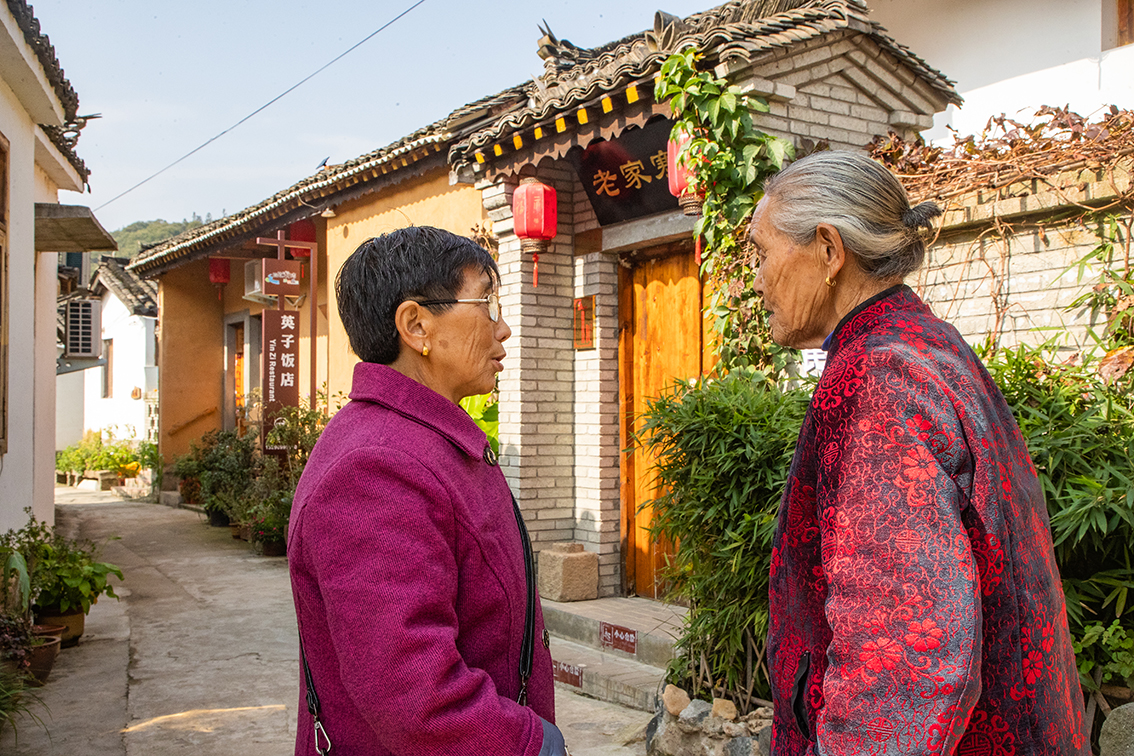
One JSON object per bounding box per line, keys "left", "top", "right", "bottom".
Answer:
{"left": 533, "top": 252, "right": 539, "bottom": 287}
{"left": 695, "top": 235, "right": 702, "bottom": 266}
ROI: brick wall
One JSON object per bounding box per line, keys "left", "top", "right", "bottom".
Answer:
{"left": 912, "top": 163, "right": 1133, "bottom": 352}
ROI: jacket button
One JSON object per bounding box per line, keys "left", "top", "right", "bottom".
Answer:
{"left": 483, "top": 446, "right": 498, "bottom": 466}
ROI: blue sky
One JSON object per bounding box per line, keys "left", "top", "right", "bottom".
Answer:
{"left": 33, "top": 1, "right": 709, "bottom": 231}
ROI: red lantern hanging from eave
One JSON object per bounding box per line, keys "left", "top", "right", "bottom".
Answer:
{"left": 208, "top": 258, "right": 230, "bottom": 301}
{"left": 667, "top": 130, "right": 704, "bottom": 217}
{"left": 512, "top": 177, "right": 557, "bottom": 287}
{"left": 288, "top": 219, "right": 317, "bottom": 258}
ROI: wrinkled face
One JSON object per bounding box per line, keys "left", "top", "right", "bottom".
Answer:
{"left": 749, "top": 196, "right": 833, "bottom": 349}
{"left": 428, "top": 267, "right": 511, "bottom": 403}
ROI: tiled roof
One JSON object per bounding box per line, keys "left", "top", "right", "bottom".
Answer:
{"left": 6, "top": 0, "right": 90, "bottom": 182}
{"left": 94, "top": 256, "right": 158, "bottom": 317}
{"left": 127, "top": 84, "right": 530, "bottom": 277}
{"left": 450, "top": 0, "right": 960, "bottom": 171}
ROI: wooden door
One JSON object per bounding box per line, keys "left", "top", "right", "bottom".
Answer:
{"left": 619, "top": 244, "right": 707, "bottom": 598}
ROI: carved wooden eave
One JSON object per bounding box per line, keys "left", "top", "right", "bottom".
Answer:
{"left": 449, "top": 0, "right": 961, "bottom": 182}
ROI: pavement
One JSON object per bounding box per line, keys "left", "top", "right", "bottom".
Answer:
{"left": 0, "top": 488, "right": 651, "bottom": 755}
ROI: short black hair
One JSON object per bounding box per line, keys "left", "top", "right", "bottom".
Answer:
{"left": 335, "top": 226, "right": 498, "bottom": 364}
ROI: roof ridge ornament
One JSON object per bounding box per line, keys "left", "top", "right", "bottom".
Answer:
{"left": 536, "top": 20, "right": 598, "bottom": 74}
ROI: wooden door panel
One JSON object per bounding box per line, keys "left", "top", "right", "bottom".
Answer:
{"left": 622, "top": 250, "right": 701, "bottom": 598}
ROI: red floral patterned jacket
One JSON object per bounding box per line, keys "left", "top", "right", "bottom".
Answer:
{"left": 767, "top": 286, "right": 1088, "bottom": 755}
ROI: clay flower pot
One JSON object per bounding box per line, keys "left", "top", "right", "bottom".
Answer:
{"left": 27, "top": 636, "right": 61, "bottom": 686}
{"left": 259, "top": 541, "right": 286, "bottom": 557}
{"left": 34, "top": 608, "right": 85, "bottom": 648}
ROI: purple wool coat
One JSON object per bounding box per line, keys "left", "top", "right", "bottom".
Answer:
{"left": 288, "top": 362, "right": 557, "bottom": 755}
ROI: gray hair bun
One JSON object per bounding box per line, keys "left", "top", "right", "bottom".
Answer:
{"left": 902, "top": 201, "right": 942, "bottom": 229}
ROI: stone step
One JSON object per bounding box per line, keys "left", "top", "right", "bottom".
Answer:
{"left": 549, "top": 636, "right": 665, "bottom": 713}
{"left": 541, "top": 596, "right": 686, "bottom": 669}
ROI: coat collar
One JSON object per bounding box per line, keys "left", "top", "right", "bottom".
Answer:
{"left": 348, "top": 362, "right": 490, "bottom": 461}
{"left": 825, "top": 284, "right": 926, "bottom": 359}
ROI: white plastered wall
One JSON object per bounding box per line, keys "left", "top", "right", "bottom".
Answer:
{"left": 868, "top": 0, "right": 1134, "bottom": 141}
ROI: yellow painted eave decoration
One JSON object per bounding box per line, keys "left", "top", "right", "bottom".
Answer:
{"left": 601, "top": 97, "right": 613, "bottom": 113}
{"left": 626, "top": 85, "right": 639, "bottom": 104}
{"left": 475, "top": 152, "right": 485, "bottom": 164}
{"left": 513, "top": 134, "right": 524, "bottom": 150}
{"left": 493, "top": 144, "right": 503, "bottom": 157}
{"left": 577, "top": 108, "right": 589, "bottom": 125}
{"left": 555, "top": 117, "right": 567, "bottom": 133}
{"left": 534, "top": 126, "right": 544, "bottom": 140}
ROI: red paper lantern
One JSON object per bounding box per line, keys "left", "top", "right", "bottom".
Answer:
{"left": 667, "top": 130, "right": 704, "bottom": 217}
{"left": 208, "top": 258, "right": 230, "bottom": 301}
{"left": 512, "top": 177, "right": 557, "bottom": 287}
{"left": 288, "top": 219, "right": 317, "bottom": 258}
{"left": 208, "top": 258, "right": 230, "bottom": 285}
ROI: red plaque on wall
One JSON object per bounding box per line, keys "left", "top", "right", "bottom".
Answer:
{"left": 573, "top": 295, "right": 595, "bottom": 350}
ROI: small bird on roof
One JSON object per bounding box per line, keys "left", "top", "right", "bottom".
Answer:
{"left": 316, "top": 156, "right": 330, "bottom": 170}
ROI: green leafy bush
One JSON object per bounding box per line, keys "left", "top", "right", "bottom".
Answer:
{"left": 2, "top": 513, "right": 123, "bottom": 616}
{"left": 983, "top": 341, "right": 1134, "bottom": 688}
{"left": 460, "top": 393, "right": 499, "bottom": 455}
{"left": 174, "top": 430, "right": 257, "bottom": 516}
{"left": 638, "top": 370, "right": 809, "bottom": 701}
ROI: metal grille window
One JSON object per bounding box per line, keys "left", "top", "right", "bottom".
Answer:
{"left": 64, "top": 299, "right": 101, "bottom": 357}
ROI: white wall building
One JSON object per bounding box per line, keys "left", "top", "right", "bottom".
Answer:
{"left": 56, "top": 257, "right": 158, "bottom": 450}
{"left": 869, "top": 0, "right": 1134, "bottom": 140}
{"left": 0, "top": 1, "right": 115, "bottom": 532}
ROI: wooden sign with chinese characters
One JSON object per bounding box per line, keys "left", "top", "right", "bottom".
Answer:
{"left": 262, "top": 309, "right": 300, "bottom": 452}
{"left": 552, "top": 660, "right": 584, "bottom": 687}
{"left": 566, "top": 117, "right": 680, "bottom": 226}
{"left": 599, "top": 621, "right": 638, "bottom": 655}
{"left": 262, "top": 259, "right": 303, "bottom": 297}
{"left": 573, "top": 295, "right": 595, "bottom": 350}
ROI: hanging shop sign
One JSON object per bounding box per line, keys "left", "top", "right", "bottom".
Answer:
{"left": 262, "top": 259, "right": 303, "bottom": 297}
{"left": 262, "top": 309, "right": 300, "bottom": 452}
{"left": 566, "top": 117, "right": 679, "bottom": 226}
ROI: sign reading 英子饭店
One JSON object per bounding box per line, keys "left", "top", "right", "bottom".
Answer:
{"left": 565, "top": 117, "right": 679, "bottom": 226}
{"left": 262, "top": 309, "right": 299, "bottom": 452}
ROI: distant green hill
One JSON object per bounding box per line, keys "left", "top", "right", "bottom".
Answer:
{"left": 111, "top": 215, "right": 209, "bottom": 258}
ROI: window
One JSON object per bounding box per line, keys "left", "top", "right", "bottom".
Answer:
{"left": 101, "top": 339, "right": 113, "bottom": 398}
{"left": 0, "top": 134, "right": 8, "bottom": 455}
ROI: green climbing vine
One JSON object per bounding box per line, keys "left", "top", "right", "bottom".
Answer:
{"left": 655, "top": 47, "right": 798, "bottom": 375}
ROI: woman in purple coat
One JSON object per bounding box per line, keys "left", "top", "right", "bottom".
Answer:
{"left": 750, "top": 153, "right": 1088, "bottom": 755}
{"left": 288, "top": 227, "right": 565, "bottom": 755}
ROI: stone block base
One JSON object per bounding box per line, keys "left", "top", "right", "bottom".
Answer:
{"left": 538, "top": 542, "right": 598, "bottom": 602}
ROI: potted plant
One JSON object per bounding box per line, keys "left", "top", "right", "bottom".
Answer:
{"left": 9, "top": 514, "right": 123, "bottom": 647}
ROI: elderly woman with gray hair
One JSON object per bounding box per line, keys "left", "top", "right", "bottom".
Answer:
{"left": 753, "top": 152, "right": 1088, "bottom": 755}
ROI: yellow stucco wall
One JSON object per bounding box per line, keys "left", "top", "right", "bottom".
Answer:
{"left": 157, "top": 258, "right": 224, "bottom": 462}
{"left": 323, "top": 167, "right": 487, "bottom": 400}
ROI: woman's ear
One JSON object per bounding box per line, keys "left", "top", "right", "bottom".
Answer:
{"left": 394, "top": 300, "right": 431, "bottom": 355}
{"left": 815, "top": 223, "right": 847, "bottom": 278}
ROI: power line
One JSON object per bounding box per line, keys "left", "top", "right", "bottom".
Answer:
{"left": 96, "top": 0, "right": 428, "bottom": 212}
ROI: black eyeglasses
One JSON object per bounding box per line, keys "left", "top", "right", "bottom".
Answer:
{"left": 414, "top": 292, "right": 500, "bottom": 322}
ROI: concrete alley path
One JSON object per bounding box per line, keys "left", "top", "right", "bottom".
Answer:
{"left": 0, "top": 490, "right": 651, "bottom": 755}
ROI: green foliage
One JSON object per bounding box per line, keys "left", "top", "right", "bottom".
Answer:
{"left": 655, "top": 47, "right": 798, "bottom": 376}
{"left": 0, "top": 666, "right": 45, "bottom": 740}
{"left": 264, "top": 392, "right": 340, "bottom": 488}
{"left": 244, "top": 456, "right": 293, "bottom": 544}
{"left": 638, "top": 370, "right": 809, "bottom": 700}
{"left": 0, "top": 550, "right": 30, "bottom": 615}
{"left": 2, "top": 512, "right": 123, "bottom": 616}
{"left": 1065, "top": 215, "right": 1134, "bottom": 352}
{"left": 982, "top": 340, "right": 1134, "bottom": 687}
{"left": 1074, "top": 620, "right": 1134, "bottom": 688}
{"left": 55, "top": 428, "right": 151, "bottom": 479}
{"left": 460, "top": 393, "right": 499, "bottom": 455}
{"left": 111, "top": 217, "right": 205, "bottom": 258}
{"left": 173, "top": 430, "right": 257, "bottom": 516}
{"left": 0, "top": 612, "right": 32, "bottom": 671}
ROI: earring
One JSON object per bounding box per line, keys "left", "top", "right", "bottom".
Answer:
{"left": 825, "top": 276, "right": 836, "bottom": 288}
{"left": 422, "top": 345, "right": 430, "bottom": 357}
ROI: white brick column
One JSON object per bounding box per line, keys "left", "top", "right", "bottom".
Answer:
{"left": 573, "top": 250, "right": 622, "bottom": 596}
{"left": 482, "top": 164, "right": 578, "bottom": 553}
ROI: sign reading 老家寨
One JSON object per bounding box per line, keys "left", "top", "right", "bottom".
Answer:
{"left": 262, "top": 309, "right": 300, "bottom": 452}
{"left": 566, "top": 117, "right": 679, "bottom": 226}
